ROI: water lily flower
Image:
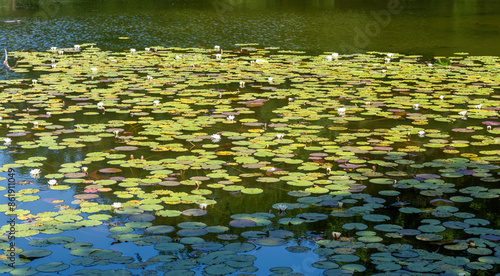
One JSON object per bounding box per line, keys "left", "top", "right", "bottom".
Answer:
{"left": 214, "top": 45, "right": 220, "bottom": 51}
{"left": 215, "top": 54, "right": 222, "bottom": 60}
{"left": 275, "top": 204, "right": 288, "bottom": 212}
{"left": 145, "top": 47, "right": 150, "bottom": 51}
{"left": 48, "top": 179, "right": 58, "bottom": 186}
{"left": 428, "top": 63, "right": 433, "bottom": 67}
{"left": 337, "top": 202, "right": 343, "bottom": 208}
{"left": 46, "top": 112, "right": 51, "bottom": 117}
{"left": 418, "top": 130, "right": 425, "bottom": 137}
{"left": 175, "top": 55, "right": 181, "bottom": 60}
{"left": 76, "top": 125, "right": 82, "bottom": 129}
{"left": 82, "top": 167, "right": 88, "bottom": 173}
{"left": 475, "top": 104, "right": 482, "bottom": 109}
{"left": 332, "top": 52, "right": 339, "bottom": 58}
{"left": 387, "top": 53, "right": 394, "bottom": 58}
{"left": 90, "top": 67, "right": 97, "bottom": 73}
{"left": 113, "top": 130, "right": 120, "bottom": 137}
{"left": 4, "top": 137, "right": 12, "bottom": 145}
{"left": 50, "top": 47, "right": 57, "bottom": 51}
{"left": 459, "top": 110, "right": 467, "bottom": 117}
{"left": 268, "top": 77, "right": 273, "bottom": 84}
{"left": 112, "top": 202, "right": 122, "bottom": 209}
{"left": 97, "top": 102, "right": 104, "bottom": 109}
{"left": 199, "top": 203, "right": 207, "bottom": 210}
{"left": 239, "top": 81, "right": 245, "bottom": 88}
{"left": 226, "top": 115, "right": 235, "bottom": 121}
{"left": 326, "top": 167, "right": 331, "bottom": 175}
{"left": 30, "top": 169, "right": 41, "bottom": 177}
{"left": 413, "top": 103, "right": 419, "bottom": 110}
{"left": 32, "top": 79, "right": 37, "bottom": 85}
{"left": 365, "top": 101, "right": 371, "bottom": 105}
{"left": 337, "top": 107, "right": 346, "bottom": 115}
{"left": 51, "top": 64, "right": 57, "bottom": 68}
{"left": 211, "top": 134, "right": 221, "bottom": 143}
{"left": 58, "top": 50, "right": 64, "bottom": 55}
{"left": 439, "top": 95, "right": 444, "bottom": 100}
{"left": 153, "top": 100, "right": 160, "bottom": 106}
{"left": 487, "top": 125, "right": 492, "bottom": 131}
{"left": 74, "top": 45, "right": 80, "bottom": 50}
{"left": 332, "top": 231, "right": 341, "bottom": 240}
{"left": 385, "top": 57, "right": 391, "bottom": 64}
{"left": 33, "top": 121, "right": 38, "bottom": 128}
{"left": 276, "top": 134, "right": 284, "bottom": 140}
{"left": 147, "top": 75, "right": 154, "bottom": 80}
{"left": 326, "top": 55, "right": 333, "bottom": 61}
{"left": 130, "top": 48, "right": 136, "bottom": 53}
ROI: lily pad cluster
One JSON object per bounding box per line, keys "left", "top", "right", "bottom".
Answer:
{"left": 0, "top": 45, "right": 499, "bottom": 275}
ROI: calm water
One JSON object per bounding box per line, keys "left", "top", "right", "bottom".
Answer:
{"left": 1, "top": 0, "right": 500, "bottom": 58}
{"left": 0, "top": 1, "right": 500, "bottom": 275}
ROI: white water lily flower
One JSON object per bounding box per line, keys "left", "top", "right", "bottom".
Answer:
{"left": 145, "top": 47, "right": 150, "bottom": 51}
{"left": 276, "top": 134, "right": 284, "bottom": 140}
{"left": 211, "top": 134, "right": 221, "bottom": 143}
{"left": 387, "top": 53, "right": 394, "bottom": 58}
{"left": 239, "top": 81, "right": 245, "bottom": 88}
{"left": 215, "top": 54, "right": 222, "bottom": 60}
{"left": 214, "top": 45, "right": 220, "bottom": 51}
{"left": 326, "top": 55, "right": 333, "bottom": 61}
{"left": 275, "top": 204, "right": 288, "bottom": 212}
{"left": 459, "top": 110, "right": 467, "bottom": 117}
{"left": 97, "top": 102, "right": 104, "bottom": 109}
{"left": 82, "top": 167, "right": 88, "bottom": 173}
{"left": 337, "top": 107, "right": 346, "bottom": 115}
{"left": 32, "top": 79, "right": 37, "bottom": 85}
{"left": 74, "top": 45, "right": 80, "bottom": 50}
{"left": 130, "top": 48, "right": 136, "bottom": 53}
{"left": 153, "top": 100, "right": 160, "bottom": 106}
{"left": 90, "top": 67, "right": 97, "bottom": 72}
{"left": 418, "top": 130, "right": 425, "bottom": 137}
{"left": 226, "top": 115, "right": 235, "bottom": 122}
{"left": 413, "top": 103, "right": 419, "bottom": 110}
{"left": 48, "top": 179, "right": 58, "bottom": 186}
{"left": 199, "top": 203, "right": 207, "bottom": 210}
{"left": 30, "top": 169, "right": 41, "bottom": 176}
{"left": 268, "top": 77, "right": 273, "bottom": 83}
{"left": 147, "top": 75, "right": 154, "bottom": 80}
{"left": 112, "top": 202, "right": 122, "bottom": 209}
{"left": 475, "top": 104, "right": 482, "bottom": 109}
{"left": 33, "top": 121, "right": 38, "bottom": 128}
{"left": 332, "top": 232, "right": 342, "bottom": 240}
{"left": 337, "top": 202, "right": 343, "bottom": 208}
{"left": 50, "top": 47, "right": 57, "bottom": 51}
{"left": 326, "top": 167, "right": 331, "bottom": 175}
{"left": 46, "top": 112, "right": 51, "bottom": 117}
{"left": 4, "top": 137, "right": 12, "bottom": 145}
{"left": 439, "top": 95, "right": 444, "bottom": 100}
{"left": 332, "top": 52, "right": 339, "bottom": 58}
{"left": 385, "top": 57, "right": 391, "bottom": 64}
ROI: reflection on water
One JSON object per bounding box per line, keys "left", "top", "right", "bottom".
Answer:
{"left": 1, "top": 0, "right": 500, "bottom": 59}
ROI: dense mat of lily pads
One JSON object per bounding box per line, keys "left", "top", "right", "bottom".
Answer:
{"left": 0, "top": 44, "right": 499, "bottom": 275}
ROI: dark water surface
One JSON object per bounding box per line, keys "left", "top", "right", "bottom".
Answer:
{"left": 1, "top": 0, "right": 500, "bottom": 57}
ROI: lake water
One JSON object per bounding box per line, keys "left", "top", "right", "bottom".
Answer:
{"left": 0, "top": 1, "right": 499, "bottom": 275}
{"left": 1, "top": 0, "right": 500, "bottom": 58}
